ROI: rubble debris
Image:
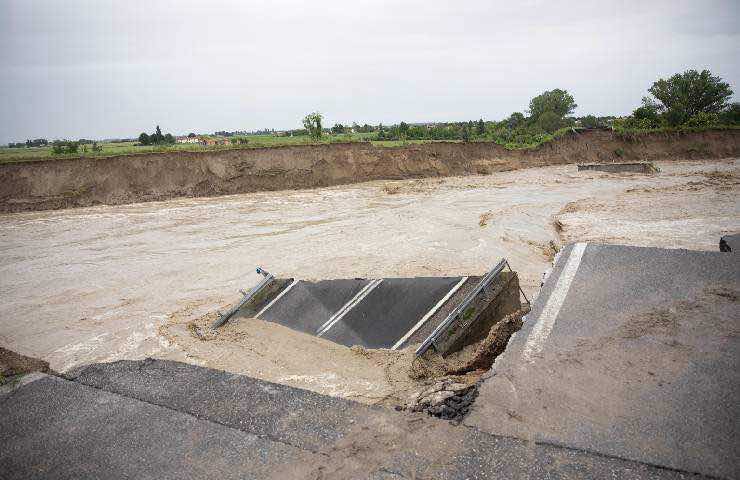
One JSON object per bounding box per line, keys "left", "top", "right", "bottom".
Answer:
{"left": 404, "top": 378, "right": 480, "bottom": 423}
{"left": 719, "top": 233, "right": 739, "bottom": 252}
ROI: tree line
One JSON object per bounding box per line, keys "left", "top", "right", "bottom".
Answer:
{"left": 5, "top": 69, "right": 737, "bottom": 152}
{"left": 300, "top": 68, "right": 737, "bottom": 147}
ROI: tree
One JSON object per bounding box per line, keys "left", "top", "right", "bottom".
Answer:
{"left": 528, "top": 89, "right": 577, "bottom": 121}
{"left": 720, "top": 102, "right": 740, "bottom": 125}
{"left": 633, "top": 97, "right": 662, "bottom": 123}
{"left": 536, "top": 111, "right": 562, "bottom": 133}
{"left": 138, "top": 133, "right": 150, "bottom": 145}
{"left": 164, "top": 133, "right": 175, "bottom": 144}
{"left": 461, "top": 124, "right": 471, "bottom": 142}
{"left": 647, "top": 69, "right": 732, "bottom": 125}
{"left": 302, "top": 112, "right": 323, "bottom": 140}
{"left": 476, "top": 119, "right": 485, "bottom": 135}
{"left": 507, "top": 112, "right": 525, "bottom": 129}
{"left": 331, "top": 123, "right": 345, "bottom": 134}
{"left": 187, "top": 132, "right": 197, "bottom": 138}
{"left": 580, "top": 115, "right": 599, "bottom": 129}
{"left": 153, "top": 125, "right": 164, "bottom": 143}
{"left": 398, "top": 121, "right": 409, "bottom": 139}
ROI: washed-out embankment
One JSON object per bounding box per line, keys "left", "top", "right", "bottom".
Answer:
{"left": 1, "top": 129, "right": 738, "bottom": 213}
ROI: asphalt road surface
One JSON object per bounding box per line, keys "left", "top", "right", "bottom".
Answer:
{"left": 0, "top": 359, "right": 703, "bottom": 479}
{"left": 466, "top": 242, "right": 740, "bottom": 480}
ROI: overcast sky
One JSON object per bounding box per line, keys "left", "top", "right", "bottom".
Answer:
{"left": 1, "top": 0, "right": 738, "bottom": 142}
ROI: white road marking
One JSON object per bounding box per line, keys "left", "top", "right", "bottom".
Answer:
{"left": 391, "top": 276, "right": 469, "bottom": 351}
{"left": 254, "top": 279, "right": 298, "bottom": 319}
{"left": 522, "top": 242, "right": 587, "bottom": 363}
{"left": 316, "top": 279, "right": 383, "bottom": 336}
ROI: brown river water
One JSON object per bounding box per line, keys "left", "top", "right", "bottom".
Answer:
{"left": 1, "top": 159, "right": 737, "bottom": 378}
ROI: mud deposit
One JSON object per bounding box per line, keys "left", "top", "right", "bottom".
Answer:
{"left": 0, "top": 158, "right": 738, "bottom": 404}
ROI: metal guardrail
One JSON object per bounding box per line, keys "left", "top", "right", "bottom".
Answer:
{"left": 211, "top": 267, "right": 274, "bottom": 329}
{"left": 415, "top": 259, "right": 528, "bottom": 356}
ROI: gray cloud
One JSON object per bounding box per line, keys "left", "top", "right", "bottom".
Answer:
{"left": 1, "top": 0, "right": 738, "bottom": 142}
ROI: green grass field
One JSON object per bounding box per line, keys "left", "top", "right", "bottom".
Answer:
{"left": 0, "top": 133, "right": 386, "bottom": 164}
{"left": 7, "top": 125, "right": 732, "bottom": 164}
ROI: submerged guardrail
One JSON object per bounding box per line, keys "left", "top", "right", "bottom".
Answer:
{"left": 211, "top": 267, "right": 274, "bottom": 329}
{"left": 415, "top": 259, "right": 528, "bottom": 357}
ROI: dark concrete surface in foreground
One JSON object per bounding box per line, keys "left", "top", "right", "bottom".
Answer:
{"left": 1, "top": 359, "right": 702, "bottom": 479}
{"left": 466, "top": 243, "right": 740, "bottom": 480}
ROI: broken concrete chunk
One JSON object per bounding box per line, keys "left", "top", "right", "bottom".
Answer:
{"left": 405, "top": 378, "right": 480, "bottom": 423}
{"left": 719, "top": 233, "right": 739, "bottom": 252}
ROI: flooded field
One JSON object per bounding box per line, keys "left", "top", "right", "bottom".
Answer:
{"left": 0, "top": 159, "right": 737, "bottom": 400}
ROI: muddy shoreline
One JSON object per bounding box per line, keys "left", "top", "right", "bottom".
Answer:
{"left": 1, "top": 129, "right": 738, "bottom": 213}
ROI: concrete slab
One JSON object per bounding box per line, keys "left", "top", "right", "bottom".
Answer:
{"left": 257, "top": 279, "right": 370, "bottom": 334}
{"left": 322, "top": 277, "right": 463, "bottom": 349}
{"left": 466, "top": 243, "right": 740, "bottom": 479}
{"left": 1, "top": 360, "right": 703, "bottom": 479}
{"left": 720, "top": 233, "right": 740, "bottom": 252}
{"left": 577, "top": 162, "right": 659, "bottom": 173}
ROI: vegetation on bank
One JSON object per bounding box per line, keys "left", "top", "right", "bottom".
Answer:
{"left": 613, "top": 70, "right": 738, "bottom": 135}
{"left": 3, "top": 69, "right": 738, "bottom": 164}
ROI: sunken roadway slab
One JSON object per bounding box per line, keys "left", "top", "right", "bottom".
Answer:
{"left": 321, "top": 276, "right": 463, "bottom": 349}
{"left": 465, "top": 243, "right": 740, "bottom": 480}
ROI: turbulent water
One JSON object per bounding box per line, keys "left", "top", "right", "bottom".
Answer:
{"left": 1, "top": 159, "right": 737, "bottom": 372}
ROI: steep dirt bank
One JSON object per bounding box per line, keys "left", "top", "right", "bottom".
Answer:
{"left": 1, "top": 129, "right": 738, "bottom": 213}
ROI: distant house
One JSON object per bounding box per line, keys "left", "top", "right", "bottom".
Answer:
{"left": 176, "top": 136, "right": 199, "bottom": 144}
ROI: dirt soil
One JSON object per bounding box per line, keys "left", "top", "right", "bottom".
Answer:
{"left": 0, "top": 346, "right": 52, "bottom": 382}
{"left": 1, "top": 129, "right": 738, "bottom": 213}
{"left": 159, "top": 303, "right": 501, "bottom": 407}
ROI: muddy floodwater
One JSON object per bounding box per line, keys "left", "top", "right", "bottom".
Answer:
{"left": 1, "top": 159, "right": 738, "bottom": 386}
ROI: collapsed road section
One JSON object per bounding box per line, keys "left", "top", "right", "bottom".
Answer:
{"left": 465, "top": 242, "right": 740, "bottom": 480}
{"left": 211, "top": 260, "right": 526, "bottom": 353}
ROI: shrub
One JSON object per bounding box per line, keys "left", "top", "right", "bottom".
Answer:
{"left": 613, "top": 116, "right": 657, "bottom": 131}
{"left": 633, "top": 102, "right": 661, "bottom": 123}
{"left": 661, "top": 107, "right": 689, "bottom": 127}
{"left": 684, "top": 112, "right": 719, "bottom": 128}
{"left": 580, "top": 115, "right": 600, "bottom": 128}
{"left": 720, "top": 103, "right": 740, "bottom": 125}
{"left": 51, "top": 141, "right": 79, "bottom": 155}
